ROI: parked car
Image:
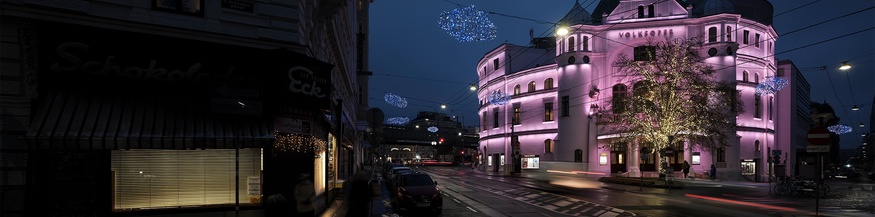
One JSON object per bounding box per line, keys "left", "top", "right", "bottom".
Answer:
{"left": 386, "top": 166, "right": 412, "bottom": 181}
{"left": 391, "top": 172, "right": 442, "bottom": 214}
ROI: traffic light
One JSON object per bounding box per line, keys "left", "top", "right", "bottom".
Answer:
{"left": 461, "top": 151, "right": 465, "bottom": 155}
{"left": 439, "top": 138, "right": 444, "bottom": 143}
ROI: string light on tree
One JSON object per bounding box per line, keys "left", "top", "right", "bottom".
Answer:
{"left": 387, "top": 117, "right": 410, "bottom": 125}
{"left": 438, "top": 5, "right": 497, "bottom": 42}
{"left": 488, "top": 90, "right": 510, "bottom": 105}
{"left": 384, "top": 93, "right": 408, "bottom": 108}
{"left": 428, "top": 126, "right": 439, "bottom": 133}
{"left": 827, "top": 124, "right": 852, "bottom": 135}
{"left": 755, "top": 76, "right": 788, "bottom": 96}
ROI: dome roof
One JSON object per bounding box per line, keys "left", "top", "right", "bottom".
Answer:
{"left": 559, "top": 0, "right": 593, "bottom": 26}
{"left": 687, "top": 0, "right": 774, "bottom": 25}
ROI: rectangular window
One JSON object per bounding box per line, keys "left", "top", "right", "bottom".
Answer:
{"left": 492, "top": 108, "right": 499, "bottom": 128}
{"left": 717, "top": 148, "right": 726, "bottom": 162}
{"left": 544, "top": 102, "right": 554, "bottom": 121}
{"left": 482, "top": 111, "right": 487, "bottom": 128}
{"left": 112, "top": 149, "right": 262, "bottom": 210}
{"left": 754, "top": 95, "right": 762, "bottom": 118}
{"left": 755, "top": 33, "right": 760, "bottom": 47}
{"left": 743, "top": 30, "right": 749, "bottom": 44}
{"left": 582, "top": 36, "right": 589, "bottom": 51}
{"left": 633, "top": 46, "right": 656, "bottom": 61}
{"left": 768, "top": 96, "right": 773, "bottom": 120}
{"left": 561, "top": 96, "right": 570, "bottom": 117}
{"left": 692, "top": 152, "right": 701, "bottom": 165}
{"left": 512, "top": 105, "right": 521, "bottom": 125}
{"left": 493, "top": 59, "right": 499, "bottom": 71}
{"left": 153, "top": 0, "right": 203, "bottom": 16}
{"left": 708, "top": 27, "right": 717, "bottom": 43}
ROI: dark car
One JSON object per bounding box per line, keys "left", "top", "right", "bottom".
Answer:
{"left": 391, "top": 172, "right": 442, "bottom": 214}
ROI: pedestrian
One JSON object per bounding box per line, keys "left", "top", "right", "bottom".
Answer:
{"left": 294, "top": 173, "right": 315, "bottom": 216}
{"left": 709, "top": 164, "right": 717, "bottom": 181}
{"left": 682, "top": 160, "right": 691, "bottom": 178}
{"left": 347, "top": 171, "right": 373, "bottom": 217}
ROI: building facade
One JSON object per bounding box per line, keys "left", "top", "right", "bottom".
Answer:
{"left": 0, "top": 0, "right": 370, "bottom": 216}
{"left": 380, "top": 111, "right": 478, "bottom": 165}
{"left": 476, "top": 0, "right": 802, "bottom": 181}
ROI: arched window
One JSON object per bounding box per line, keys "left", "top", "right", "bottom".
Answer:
{"left": 754, "top": 73, "right": 759, "bottom": 83}
{"left": 742, "top": 71, "right": 749, "bottom": 82}
{"left": 612, "top": 84, "right": 628, "bottom": 113}
{"left": 708, "top": 27, "right": 717, "bottom": 42}
{"left": 528, "top": 81, "right": 536, "bottom": 92}
{"left": 582, "top": 36, "right": 589, "bottom": 51}
{"left": 514, "top": 84, "right": 521, "bottom": 95}
{"left": 568, "top": 37, "right": 575, "bottom": 51}
{"left": 716, "top": 147, "right": 726, "bottom": 162}
{"left": 574, "top": 149, "right": 583, "bottom": 162}
{"left": 726, "top": 26, "right": 732, "bottom": 41}
{"left": 754, "top": 94, "right": 762, "bottom": 118}
{"left": 544, "top": 139, "right": 553, "bottom": 153}
{"left": 755, "top": 140, "right": 761, "bottom": 151}
{"left": 638, "top": 5, "right": 644, "bottom": 18}
{"left": 648, "top": 4, "right": 655, "bottom": 17}
{"left": 544, "top": 78, "right": 554, "bottom": 89}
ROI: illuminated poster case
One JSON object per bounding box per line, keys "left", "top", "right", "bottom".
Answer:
{"left": 521, "top": 155, "right": 539, "bottom": 169}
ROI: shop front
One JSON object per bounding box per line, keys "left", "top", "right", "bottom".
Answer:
{"left": 24, "top": 22, "right": 334, "bottom": 216}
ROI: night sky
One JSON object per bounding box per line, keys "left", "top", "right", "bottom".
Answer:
{"left": 368, "top": 0, "right": 874, "bottom": 149}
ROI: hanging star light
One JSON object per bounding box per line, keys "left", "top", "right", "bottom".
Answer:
{"left": 827, "top": 124, "right": 852, "bottom": 134}
{"left": 488, "top": 90, "right": 510, "bottom": 105}
{"left": 427, "top": 126, "right": 439, "bottom": 133}
{"left": 438, "top": 5, "right": 497, "bottom": 42}
{"left": 387, "top": 117, "right": 410, "bottom": 125}
{"left": 754, "top": 76, "right": 788, "bottom": 96}
{"left": 384, "top": 93, "right": 408, "bottom": 108}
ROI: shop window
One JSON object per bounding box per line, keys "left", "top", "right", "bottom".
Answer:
{"left": 111, "top": 149, "right": 262, "bottom": 210}
{"left": 544, "top": 102, "right": 554, "bottom": 121}
{"left": 153, "top": 0, "right": 203, "bottom": 16}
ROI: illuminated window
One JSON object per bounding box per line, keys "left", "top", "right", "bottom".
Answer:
{"left": 512, "top": 104, "right": 521, "bottom": 125}
{"left": 153, "top": 0, "right": 203, "bottom": 16}
{"left": 544, "top": 102, "right": 554, "bottom": 121}
{"left": 528, "top": 81, "right": 536, "bottom": 92}
{"left": 692, "top": 152, "right": 701, "bottom": 165}
{"left": 545, "top": 139, "right": 553, "bottom": 153}
{"left": 599, "top": 153, "right": 608, "bottom": 166}
{"left": 514, "top": 84, "right": 521, "bottom": 95}
{"left": 544, "top": 78, "right": 554, "bottom": 89}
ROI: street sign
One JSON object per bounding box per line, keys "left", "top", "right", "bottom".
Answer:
{"left": 806, "top": 145, "right": 829, "bottom": 152}
{"left": 806, "top": 127, "right": 830, "bottom": 146}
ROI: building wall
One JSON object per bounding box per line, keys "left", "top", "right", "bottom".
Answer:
{"left": 476, "top": 0, "right": 785, "bottom": 181}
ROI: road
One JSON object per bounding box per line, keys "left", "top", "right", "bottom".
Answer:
{"left": 384, "top": 165, "right": 874, "bottom": 217}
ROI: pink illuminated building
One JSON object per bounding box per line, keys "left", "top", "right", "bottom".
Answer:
{"left": 476, "top": 0, "right": 804, "bottom": 181}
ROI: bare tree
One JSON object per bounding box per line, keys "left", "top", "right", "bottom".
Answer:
{"left": 606, "top": 37, "right": 743, "bottom": 156}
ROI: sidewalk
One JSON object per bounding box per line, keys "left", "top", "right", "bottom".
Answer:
{"left": 319, "top": 167, "right": 394, "bottom": 217}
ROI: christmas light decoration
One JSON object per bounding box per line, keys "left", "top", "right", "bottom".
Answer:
{"left": 754, "top": 76, "right": 788, "bottom": 96}
{"left": 428, "top": 126, "right": 439, "bottom": 133}
{"left": 384, "top": 93, "right": 408, "bottom": 108}
{"left": 488, "top": 90, "right": 510, "bottom": 105}
{"left": 274, "top": 132, "right": 326, "bottom": 153}
{"left": 387, "top": 117, "right": 410, "bottom": 125}
{"left": 438, "top": 5, "right": 497, "bottom": 42}
{"left": 828, "top": 124, "right": 852, "bottom": 134}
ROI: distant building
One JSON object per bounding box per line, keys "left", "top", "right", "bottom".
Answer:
{"left": 380, "top": 111, "right": 478, "bottom": 164}
{"left": 475, "top": 0, "right": 808, "bottom": 181}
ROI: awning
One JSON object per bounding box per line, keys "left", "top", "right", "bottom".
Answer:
{"left": 25, "top": 91, "right": 274, "bottom": 150}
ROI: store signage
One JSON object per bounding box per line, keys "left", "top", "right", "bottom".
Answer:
{"left": 288, "top": 66, "right": 328, "bottom": 99}
{"left": 617, "top": 28, "right": 674, "bottom": 39}
{"left": 275, "top": 117, "right": 312, "bottom": 135}
{"left": 222, "top": 0, "right": 254, "bottom": 12}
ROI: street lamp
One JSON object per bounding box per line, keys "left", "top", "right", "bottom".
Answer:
{"left": 556, "top": 27, "right": 569, "bottom": 36}
{"left": 441, "top": 104, "right": 447, "bottom": 109}
{"left": 839, "top": 61, "right": 852, "bottom": 70}
{"left": 470, "top": 84, "right": 477, "bottom": 91}
{"left": 851, "top": 105, "right": 860, "bottom": 111}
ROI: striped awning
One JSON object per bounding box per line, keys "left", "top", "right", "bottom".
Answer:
{"left": 25, "top": 91, "right": 274, "bottom": 150}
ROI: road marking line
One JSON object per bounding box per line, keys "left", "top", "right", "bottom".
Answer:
{"left": 466, "top": 206, "right": 478, "bottom": 212}
{"left": 453, "top": 198, "right": 461, "bottom": 203}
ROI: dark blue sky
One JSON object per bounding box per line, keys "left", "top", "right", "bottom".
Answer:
{"left": 368, "top": 0, "right": 874, "bottom": 149}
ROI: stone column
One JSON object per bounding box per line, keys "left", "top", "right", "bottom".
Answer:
{"left": 629, "top": 141, "right": 641, "bottom": 177}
